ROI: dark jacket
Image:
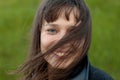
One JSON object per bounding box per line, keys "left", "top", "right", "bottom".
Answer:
{"left": 89, "top": 65, "right": 113, "bottom": 80}
{"left": 70, "top": 56, "right": 113, "bottom": 80}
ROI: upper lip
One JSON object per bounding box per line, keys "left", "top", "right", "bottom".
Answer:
{"left": 55, "top": 49, "right": 69, "bottom": 53}
{"left": 54, "top": 44, "right": 71, "bottom": 53}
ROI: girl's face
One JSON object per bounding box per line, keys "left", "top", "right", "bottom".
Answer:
{"left": 41, "top": 12, "right": 81, "bottom": 69}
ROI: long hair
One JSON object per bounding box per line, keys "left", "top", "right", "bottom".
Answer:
{"left": 17, "top": 0, "right": 92, "bottom": 80}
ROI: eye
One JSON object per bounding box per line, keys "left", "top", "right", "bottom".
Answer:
{"left": 46, "top": 29, "right": 57, "bottom": 35}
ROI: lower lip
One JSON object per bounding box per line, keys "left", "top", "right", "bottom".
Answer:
{"left": 53, "top": 52, "right": 69, "bottom": 59}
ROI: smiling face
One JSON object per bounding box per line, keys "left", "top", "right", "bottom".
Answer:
{"left": 41, "top": 11, "right": 82, "bottom": 69}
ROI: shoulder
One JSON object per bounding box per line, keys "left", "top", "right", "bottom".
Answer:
{"left": 89, "top": 65, "right": 113, "bottom": 80}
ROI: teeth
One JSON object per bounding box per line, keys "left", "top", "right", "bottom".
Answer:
{"left": 56, "top": 52, "right": 64, "bottom": 56}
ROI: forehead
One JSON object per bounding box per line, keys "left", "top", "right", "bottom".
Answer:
{"left": 57, "top": 11, "right": 76, "bottom": 25}
{"left": 43, "top": 11, "right": 77, "bottom": 28}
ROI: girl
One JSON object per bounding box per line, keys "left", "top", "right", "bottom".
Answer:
{"left": 18, "top": 0, "right": 113, "bottom": 80}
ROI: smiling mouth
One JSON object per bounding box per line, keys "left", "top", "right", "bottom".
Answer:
{"left": 55, "top": 52, "right": 65, "bottom": 57}
{"left": 54, "top": 51, "right": 70, "bottom": 57}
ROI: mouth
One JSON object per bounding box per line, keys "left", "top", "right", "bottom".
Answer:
{"left": 54, "top": 52, "right": 65, "bottom": 57}
{"left": 54, "top": 51, "right": 70, "bottom": 57}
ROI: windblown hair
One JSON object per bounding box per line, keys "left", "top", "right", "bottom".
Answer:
{"left": 17, "top": 0, "right": 92, "bottom": 80}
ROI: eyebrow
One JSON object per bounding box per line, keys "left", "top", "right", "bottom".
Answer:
{"left": 44, "top": 23, "right": 74, "bottom": 28}
{"left": 45, "top": 23, "right": 59, "bottom": 27}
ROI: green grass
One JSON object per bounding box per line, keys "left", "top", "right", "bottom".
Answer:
{"left": 0, "top": 0, "right": 119, "bottom": 80}
{"left": 86, "top": 0, "right": 120, "bottom": 80}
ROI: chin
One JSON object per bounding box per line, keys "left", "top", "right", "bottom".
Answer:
{"left": 50, "top": 64, "right": 68, "bottom": 69}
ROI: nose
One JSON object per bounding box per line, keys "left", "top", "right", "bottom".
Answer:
{"left": 53, "top": 31, "right": 66, "bottom": 44}
{"left": 57, "top": 31, "right": 66, "bottom": 40}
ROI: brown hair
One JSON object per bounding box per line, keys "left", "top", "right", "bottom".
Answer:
{"left": 17, "top": 0, "right": 92, "bottom": 80}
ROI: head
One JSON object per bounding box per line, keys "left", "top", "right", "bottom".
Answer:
{"left": 20, "top": 0, "right": 92, "bottom": 80}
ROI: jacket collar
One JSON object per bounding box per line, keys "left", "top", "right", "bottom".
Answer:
{"left": 72, "top": 56, "right": 90, "bottom": 80}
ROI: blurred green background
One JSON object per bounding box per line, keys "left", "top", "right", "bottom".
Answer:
{"left": 0, "top": 0, "right": 119, "bottom": 80}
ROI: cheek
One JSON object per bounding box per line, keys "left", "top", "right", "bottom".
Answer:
{"left": 41, "top": 33, "right": 57, "bottom": 53}
{"left": 41, "top": 33, "right": 50, "bottom": 53}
